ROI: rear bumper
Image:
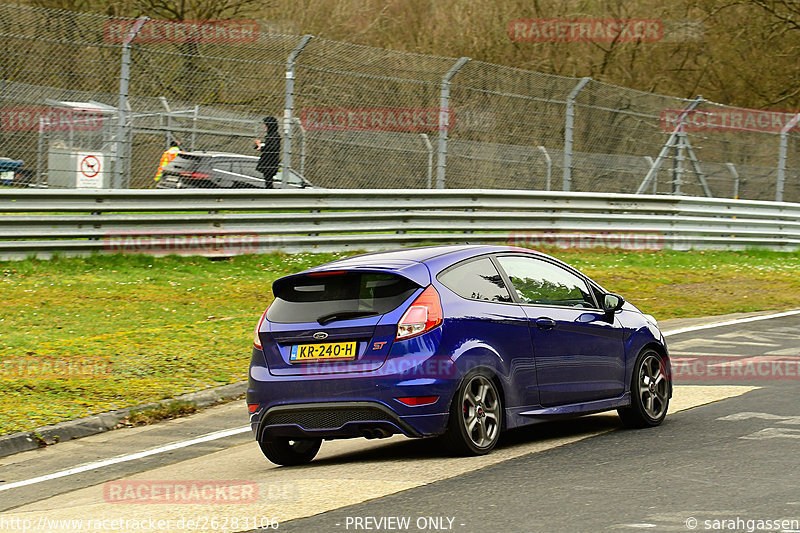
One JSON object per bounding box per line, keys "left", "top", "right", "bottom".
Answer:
{"left": 247, "top": 347, "right": 458, "bottom": 440}
{"left": 253, "top": 401, "right": 441, "bottom": 440}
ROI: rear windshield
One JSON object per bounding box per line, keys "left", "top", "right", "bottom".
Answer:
{"left": 175, "top": 153, "right": 202, "bottom": 161}
{"left": 267, "top": 271, "right": 419, "bottom": 324}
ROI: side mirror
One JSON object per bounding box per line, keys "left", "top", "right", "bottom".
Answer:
{"left": 603, "top": 293, "right": 625, "bottom": 314}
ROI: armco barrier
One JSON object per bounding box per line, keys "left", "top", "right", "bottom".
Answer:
{"left": 1, "top": 189, "right": 799, "bottom": 259}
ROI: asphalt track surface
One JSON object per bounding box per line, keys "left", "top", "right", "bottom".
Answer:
{"left": 1, "top": 310, "right": 798, "bottom": 533}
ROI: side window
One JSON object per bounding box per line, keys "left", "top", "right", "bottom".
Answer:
{"left": 239, "top": 159, "right": 262, "bottom": 179}
{"left": 212, "top": 160, "right": 233, "bottom": 173}
{"left": 496, "top": 256, "right": 596, "bottom": 308}
{"left": 438, "top": 257, "right": 512, "bottom": 303}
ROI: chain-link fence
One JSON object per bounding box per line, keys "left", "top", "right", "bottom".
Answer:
{"left": 1, "top": 3, "right": 798, "bottom": 202}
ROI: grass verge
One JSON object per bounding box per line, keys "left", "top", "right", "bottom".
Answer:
{"left": 1, "top": 247, "right": 799, "bottom": 436}
{"left": 123, "top": 400, "right": 199, "bottom": 427}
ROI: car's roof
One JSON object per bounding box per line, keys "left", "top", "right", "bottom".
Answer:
{"left": 322, "top": 244, "right": 515, "bottom": 266}
{"left": 311, "top": 244, "right": 546, "bottom": 273}
{"left": 178, "top": 151, "right": 258, "bottom": 160}
{"left": 285, "top": 245, "right": 511, "bottom": 288}
{"left": 279, "top": 244, "right": 595, "bottom": 292}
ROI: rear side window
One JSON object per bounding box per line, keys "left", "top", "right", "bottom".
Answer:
{"left": 268, "top": 271, "right": 419, "bottom": 324}
{"left": 496, "top": 256, "right": 595, "bottom": 308}
{"left": 437, "top": 257, "right": 512, "bottom": 303}
{"left": 175, "top": 153, "right": 201, "bottom": 162}
{"left": 239, "top": 160, "right": 262, "bottom": 179}
{"left": 212, "top": 161, "right": 233, "bottom": 173}
{"left": 167, "top": 154, "right": 198, "bottom": 168}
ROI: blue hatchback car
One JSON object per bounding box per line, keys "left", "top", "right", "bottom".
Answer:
{"left": 248, "top": 245, "right": 671, "bottom": 465}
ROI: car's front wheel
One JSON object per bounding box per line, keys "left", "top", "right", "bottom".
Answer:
{"left": 258, "top": 437, "right": 322, "bottom": 466}
{"left": 442, "top": 370, "right": 503, "bottom": 455}
{"left": 618, "top": 349, "right": 670, "bottom": 428}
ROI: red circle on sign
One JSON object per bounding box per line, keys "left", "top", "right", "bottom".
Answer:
{"left": 80, "top": 155, "right": 100, "bottom": 178}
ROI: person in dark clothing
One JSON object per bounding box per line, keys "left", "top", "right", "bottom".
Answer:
{"left": 254, "top": 116, "right": 281, "bottom": 188}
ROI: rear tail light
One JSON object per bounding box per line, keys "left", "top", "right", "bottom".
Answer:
{"left": 396, "top": 396, "right": 439, "bottom": 407}
{"left": 253, "top": 307, "right": 268, "bottom": 349}
{"left": 396, "top": 285, "right": 443, "bottom": 340}
{"left": 179, "top": 171, "right": 211, "bottom": 179}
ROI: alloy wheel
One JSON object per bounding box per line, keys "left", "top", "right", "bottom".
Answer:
{"left": 461, "top": 374, "right": 501, "bottom": 449}
{"left": 638, "top": 353, "right": 669, "bottom": 420}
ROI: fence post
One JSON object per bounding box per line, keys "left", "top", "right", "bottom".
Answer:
{"left": 36, "top": 117, "right": 45, "bottom": 187}
{"left": 644, "top": 156, "right": 656, "bottom": 194}
{"left": 636, "top": 96, "right": 703, "bottom": 195}
{"left": 562, "top": 77, "right": 591, "bottom": 192}
{"left": 777, "top": 112, "right": 800, "bottom": 202}
{"left": 538, "top": 146, "right": 552, "bottom": 191}
{"left": 436, "top": 57, "right": 470, "bottom": 189}
{"left": 725, "top": 162, "right": 740, "bottom": 199}
{"left": 281, "top": 35, "right": 313, "bottom": 189}
{"left": 114, "top": 17, "right": 147, "bottom": 189}
{"left": 421, "top": 134, "right": 433, "bottom": 189}
{"left": 191, "top": 105, "right": 199, "bottom": 151}
{"left": 292, "top": 117, "right": 306, "bottom": 181}
{"left": 673, "top": 131, "right": 686, "bottom": 195}
{"left": 158, "top": 96, "right": 171, "bottom": 150}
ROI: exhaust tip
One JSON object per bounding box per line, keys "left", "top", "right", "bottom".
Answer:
{"left": 362, "top": 428, "right": 392, "bottom": 439}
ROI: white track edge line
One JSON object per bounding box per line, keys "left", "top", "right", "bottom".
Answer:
{"left": 0, "top": 426, "right": 250, "bottom": 492}
{"left": 663, "top": 309, "right": 800, "bottom": 337}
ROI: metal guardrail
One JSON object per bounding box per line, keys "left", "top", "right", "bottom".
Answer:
{"left": 1, "top": 189, "right": 799, "bottom": 260}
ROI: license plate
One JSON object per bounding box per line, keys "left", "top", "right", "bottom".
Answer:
{"left": 290, "top": 341, "right": 357, "bottom": 362}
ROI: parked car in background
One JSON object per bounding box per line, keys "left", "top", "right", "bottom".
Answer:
{"left": 0, "top": 158, "right": 34, "bottom": 187}
{"left": 248, "top": 244, "right": 671, "bottom": 466}
{"left": 156, "top": 151, "right": 312, "bottom": 189}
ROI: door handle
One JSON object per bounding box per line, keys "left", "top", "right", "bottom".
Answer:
{"left": 535, "top": 318, "right": 556, "bottom": 330}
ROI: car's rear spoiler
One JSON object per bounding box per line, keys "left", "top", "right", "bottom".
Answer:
{"left": 274, "top": 261, "right": 431, "bottom": 292}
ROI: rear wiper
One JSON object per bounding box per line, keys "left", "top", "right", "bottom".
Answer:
{"left": 317, "top": 311, "right": 379, "bottom": 325}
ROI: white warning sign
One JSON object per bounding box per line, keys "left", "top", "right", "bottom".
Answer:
{"left": 76, "top": 152, "right": 104, "bottom": 188}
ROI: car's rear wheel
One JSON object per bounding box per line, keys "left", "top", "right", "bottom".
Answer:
{"left": 618, "top": 349, "right": 670, "bottom": 428}
{"left": 258, "top": 436, "right": 322, "bottom": 466}
{"left": 442, "top": 370, "right": 502, "bottom": 455}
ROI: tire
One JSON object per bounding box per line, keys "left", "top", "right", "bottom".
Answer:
{"left": 442, "top": 370, "right": 503, "bottom": 455}
{"left": 618, "top": 349, "right": 670, "bottom": 428}
{"left": 258, "top": 436, "right": 322, "bottom": 466}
